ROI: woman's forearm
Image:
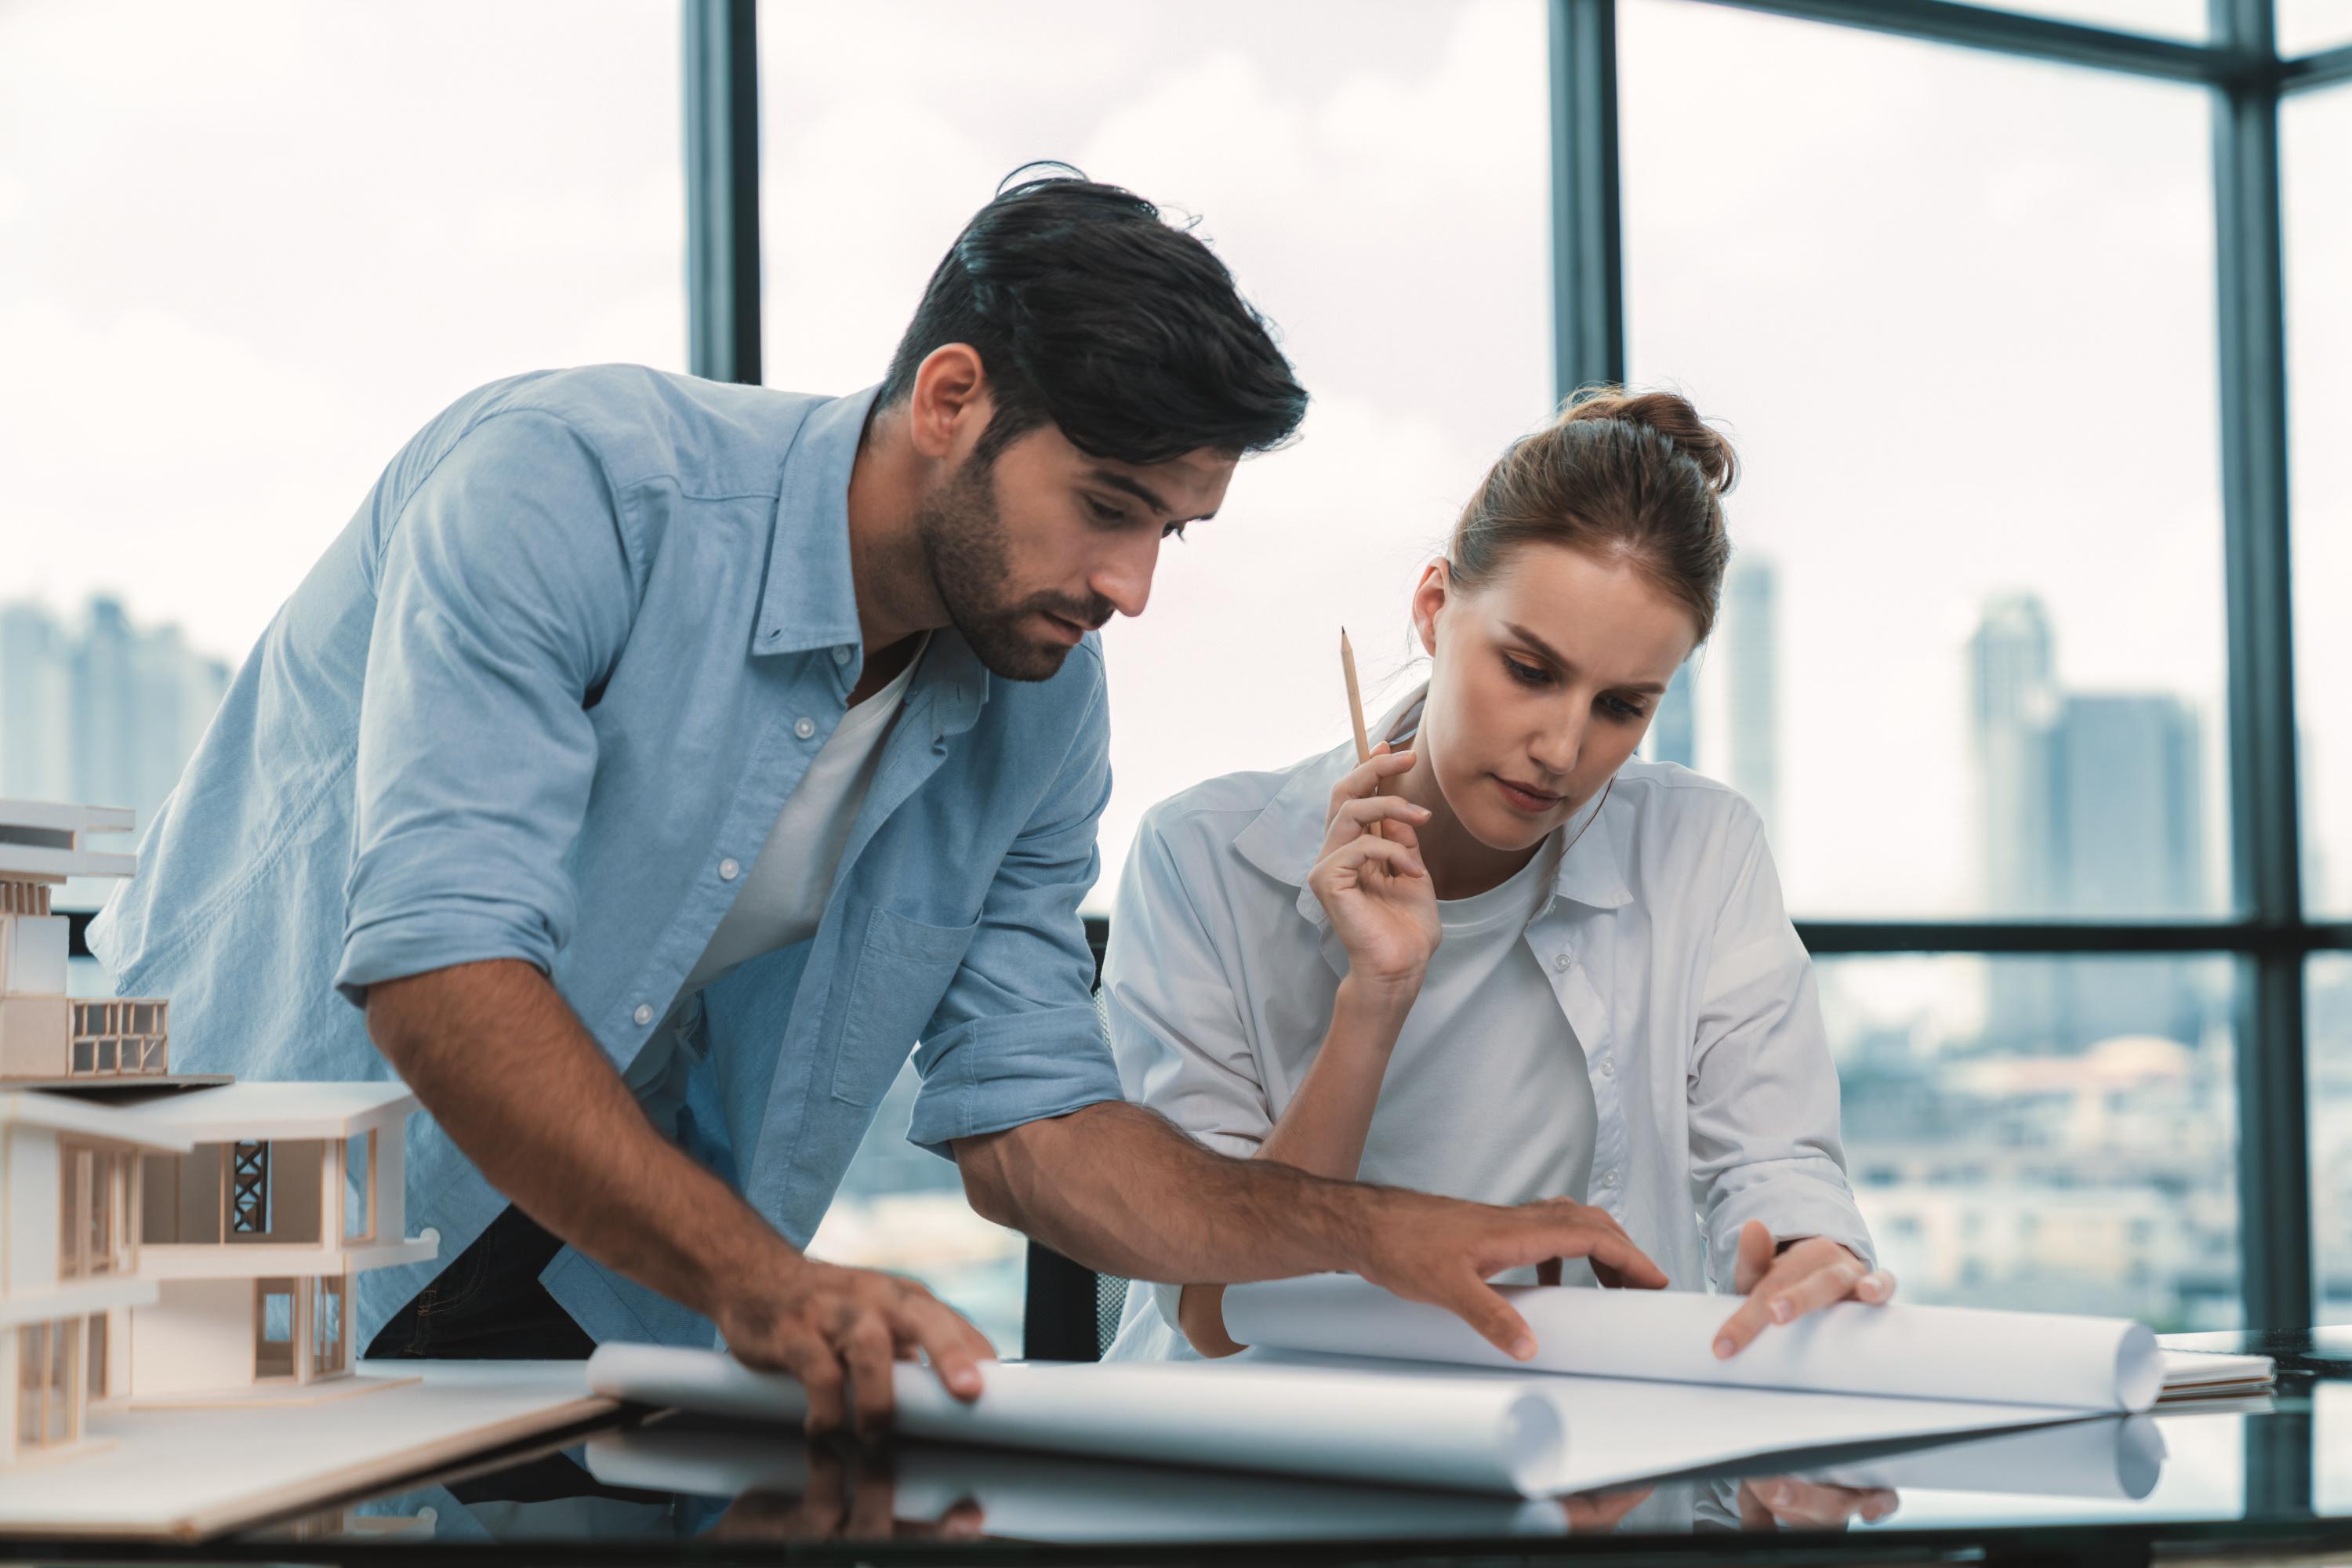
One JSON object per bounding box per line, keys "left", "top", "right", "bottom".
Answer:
{"left": 1257, "top": 975, "right": 1415, "bottom": 1178}
{"left": 1177, "top": 975, "right": 1414, "bottom": 1355}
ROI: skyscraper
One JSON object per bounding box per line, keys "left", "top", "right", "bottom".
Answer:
{"left": 1967, "top": 592, "right": 2209, "bottom": 1049}
{"left": 0, "top": 597, "right": 230, "bottom": 905}
{"left": 1648, "top": 663, "right": 1697, "bottom": 769}
{"left": 1717, "top": 557, "right": 1781, "bottom": 851}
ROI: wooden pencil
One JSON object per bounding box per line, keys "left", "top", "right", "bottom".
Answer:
{"left": 1340, "top": 626, "right": 1372, "bottom": 763}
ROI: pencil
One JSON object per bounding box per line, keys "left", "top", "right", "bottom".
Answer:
{"left": 1340, "top": 627, "right": 1390, "bottom": 847}
{"left": 1340, "top": 627, "right": 1372, "bottom": 763}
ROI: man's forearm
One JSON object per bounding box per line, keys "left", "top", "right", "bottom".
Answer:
{"left": 366, "top": 959, "right": 788, "bottom": 1323}
{"left": 956, "top": 1099, "right": 1376, "bottom": 1287}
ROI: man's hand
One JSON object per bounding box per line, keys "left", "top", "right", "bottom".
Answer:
{"left": 1355, "top": 1192, "right": 1670, "bottom": 1360}
{"left": 960, "top": 1104, "right": 1672, "bottom": 1365}
{"left": 1713, "top": 1221, "right": 1896, "bottom": 1359}
{"left": 367, "top": 960, "right": 989, "bottom": 1438}
{"left": 712, "top": 1443, "right": 986, "bottom": 1542}
{"left": 1737, "top": 1476, "right": 1899, "bottom": 1530}
{"left": 717, "top": 1256, "right": 997, "bottom": 1437}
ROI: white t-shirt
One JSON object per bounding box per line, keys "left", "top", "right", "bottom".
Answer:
{"left": 1103, "top": 830, "right": 1598, "bottom": 1362}
{"left": 681, "top": 634, "right": 928, "bottom": 991}
{"left": 626, "top": 636, "right": 927, "bottom": 1128}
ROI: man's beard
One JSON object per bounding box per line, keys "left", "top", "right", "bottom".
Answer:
{"left": 915, "top": 456, "right": 1114, "bottom": 683}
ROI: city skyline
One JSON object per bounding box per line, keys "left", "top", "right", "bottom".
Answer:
{"left": 0, "top": 596, "right": 230, "bottom": 907}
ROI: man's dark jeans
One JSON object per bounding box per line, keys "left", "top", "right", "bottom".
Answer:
{"left": 365, "top": 1203, "right": 597, "bottom": 1361}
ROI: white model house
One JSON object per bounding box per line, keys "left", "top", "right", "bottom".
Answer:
{"left": 0, "top": 799, "right": 177, "bottom": 1085}
{"left": 0, "top": 1090, "right": 192, "bottom": 1465}
{"left": 107, "top": 1081, "right": 438, "bottom": 1403}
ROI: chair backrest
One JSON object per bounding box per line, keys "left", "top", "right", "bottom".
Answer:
{"left": 1018, "top": 985, "right": 1128, "bottom": 1362}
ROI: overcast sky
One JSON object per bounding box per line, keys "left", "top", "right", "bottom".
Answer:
{"left": 2, "top": 0, "right": 2343, "bottom": 964}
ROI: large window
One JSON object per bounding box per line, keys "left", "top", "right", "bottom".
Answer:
{"left": 1824, "top": 956, "right": 2239, "bottom": 1327}
{"left": 0, "top": 0, "right": 685, "bottom": 856}
{"left": 2315, "top": 956, "right": 2352, "bottom": 1317}
{"left": 762, "top": 0, "right": 1553, "bottom": 1341}
{"left": 1620, "top": 1, "right": 2225, "bottom": 922}
{"left": 2285, "top": 85, "right": 2350, "bottom": 915}
{"left": 9, "top": 0, "right": 2343, "bottom": 1355}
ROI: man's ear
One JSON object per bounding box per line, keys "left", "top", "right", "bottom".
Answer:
{"left": 906, "top": 344, "right": 992, "bottom": 462}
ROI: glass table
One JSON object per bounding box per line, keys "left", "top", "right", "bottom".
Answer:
{"left": 56, "top": 1328, "right": 2352, "bottom": 1563}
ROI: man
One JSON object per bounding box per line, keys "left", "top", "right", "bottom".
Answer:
{"left": 93, "top": 172, "right": 1661, "bottom": 1435}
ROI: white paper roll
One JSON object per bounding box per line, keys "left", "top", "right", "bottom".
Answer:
{"left": 1808, "top": 1413, "right": 2168, "bottom": 1501}
{"left": 582, "top": 1425, "right": 1573, "bottom": 1540}
{"left": 586, "top": 1344, "right": 1573, "bottom": 1497}
{"left": 1221, "top": 1276, "right": 2163, "bottom": 1413}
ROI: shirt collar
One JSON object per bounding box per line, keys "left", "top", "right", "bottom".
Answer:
{"left": 751, "top": 383, "right": 880, "bottom": 659}
{"left": 746, "top": 383, "right": 992, "bottom": 741}
{"left": 1231, "top": 680, "right": 1632, "bottom": 921}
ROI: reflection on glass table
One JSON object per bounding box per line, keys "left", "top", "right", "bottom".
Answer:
{"left": 289, "top": 1336, "right": 2339, "bottom": 1555}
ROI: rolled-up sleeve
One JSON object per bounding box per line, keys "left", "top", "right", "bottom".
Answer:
{"left": 334, "top": 410, "right": 637, "bottom": 1007}
{"left": 1686, "top": 804, "right": 1876, "bottom": 1284}
{"left": 907, "top": 671, "right": 1125, "bottom": 1154}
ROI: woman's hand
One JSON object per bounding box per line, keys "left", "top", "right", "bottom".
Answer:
{"left": 1712, "top": 1221, "right": 1896, "bottom": 1359}
{"left": 1305, "top": 743, "right": 1440, "bottom": 1003}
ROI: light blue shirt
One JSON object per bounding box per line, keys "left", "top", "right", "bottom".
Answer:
{"left": 89, "top": 366, "right": 1123, "bottom": 1352}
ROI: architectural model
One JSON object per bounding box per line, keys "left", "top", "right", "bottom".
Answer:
{"left": 0, "top": 799, "right": 194, "bottom": 1087}
{"left": 0, "top": 1090, "right": 190, "bottom": 1465}
{"left": 1, "top": 797, "right": 441, "bottom": 1469}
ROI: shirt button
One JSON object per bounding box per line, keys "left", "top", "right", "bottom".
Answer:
{"left": 1552, "top": 953, "right": 1571, "bottom": 973}
{"left": 793, "top": 717, "right": 817, "bottom": 740}
{"left": 832, "top": 644, "right": 853, "bottom": 666}
{"left": 632, "top": 1004, "right": 655, "bottom": 1027}
{"left": 718, "top": 858, "right": 741, "bottom": 882}
{"left": 1601, "top": 1057, "right": 1616, "bottom": 1077}
{"left": 1602, "top": 1170, "right": 1619, "bottom": 1189}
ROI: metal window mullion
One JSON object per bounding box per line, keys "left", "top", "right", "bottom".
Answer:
{"left": 1550, "top": 0, "right": 1624, "bottom": 396}
{"left": 2212, "top": 0, "right": 2311, "bottom": 1334}
{"left": 684, "top": 0, "right": 762, "bottom": 385}
{"left": 1700, "top": 0, "right": 2252, "bottom": 84}
{"left": 2281, "top": 39, "right": 2352, "bottom": 90}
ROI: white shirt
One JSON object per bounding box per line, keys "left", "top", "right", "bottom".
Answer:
{"left": 1100, "top": 684, "right": 1873, "bottom": 1360}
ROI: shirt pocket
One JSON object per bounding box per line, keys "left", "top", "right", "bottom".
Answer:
{"left": 825, "top": 906, "right": 982, "bottom": 1108}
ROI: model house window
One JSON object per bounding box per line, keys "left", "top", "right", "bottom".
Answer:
{"left": 85, "top": 1314, "right": 106, "bottom": 1402}
{"left": 311, "top": 1276, "right": 347, "bottom": 1377}
{"left": 55, "top": 1144, "right": 115, "bottom": 1280}
{"left": 15, "top": 1321, "right": 80, "bottom": 1449}
{"left": 343, "top": 1132, "right": 375, "bottom": 1243}
{"left": 255, "top": 1280, "right": 297, "bottom": 1381}
{"left": 227, "top": 1141, "right": 270, "bottom": 1235}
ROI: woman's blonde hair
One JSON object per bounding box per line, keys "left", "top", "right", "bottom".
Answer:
{"left": 1446, "top": 386, "right": 1740, "bottom": 641}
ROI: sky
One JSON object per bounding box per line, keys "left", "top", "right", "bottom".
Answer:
{"left": 2, "top": 0, "right": 2343, "bottom": 944}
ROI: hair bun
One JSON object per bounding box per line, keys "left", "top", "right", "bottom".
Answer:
{"left": 1555, "top": 386, "right": 1738, "bottom": 493}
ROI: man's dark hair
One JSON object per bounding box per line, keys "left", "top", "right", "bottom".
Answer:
{"left": 879, "top": 165, "right": 1308, "bottom": 466}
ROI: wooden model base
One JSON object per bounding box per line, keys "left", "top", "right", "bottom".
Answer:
{"left": 122, "top": 1370, "right": 423, "bottom": 1411}
{"left": 0, "top": 1073, "right": 233, "bottom": 1094}
{"left": 0, "top": 1360, "right": 613, "bottom": 1541}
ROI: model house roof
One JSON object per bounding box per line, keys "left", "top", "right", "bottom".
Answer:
{"left": 107, "top": 1081, "right": 421, "bottom": 1140}
{"left": 0, "top": 799, "right": 138, "bottom": 882}
{"left": 0, "top": 1089, "right": 194, "bottom": 1151}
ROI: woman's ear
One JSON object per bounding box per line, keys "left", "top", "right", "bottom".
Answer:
{"left": 1411, "top": 561, "right": 1451, "bottom": 658}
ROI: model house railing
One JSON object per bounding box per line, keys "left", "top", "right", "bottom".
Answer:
{"left": 67, "top": 999, "right": 169, "bottom": 1077}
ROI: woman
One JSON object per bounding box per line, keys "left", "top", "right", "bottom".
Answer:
{"left": 1102, "top": 389, "right": 1894, "bottom": 1363}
